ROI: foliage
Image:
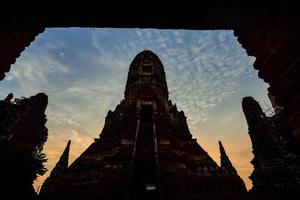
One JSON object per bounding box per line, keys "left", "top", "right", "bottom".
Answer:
{"left": 0, "top": 140, "right": 48, "bottom": 183}
{"left": 0, "top": 93, "right": 48, "bottom": 198}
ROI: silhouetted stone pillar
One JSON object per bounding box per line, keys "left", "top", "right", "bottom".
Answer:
{"left": 234, "top": 17, "right": 300, "bottom": 145}
{"left": 242, "top": 96, "right": 300, "bottom": 198}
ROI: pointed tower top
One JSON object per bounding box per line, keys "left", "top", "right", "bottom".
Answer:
{"left": 50, "top": 140, "right": 71, "bottom": 177}
{"left": 219, "top": 141, "right": 225, "bottom": 155}
{"left": 125, "top": 50, "right": 168, "bottom": 100}
{"left": 219, "top": 141, "right": 237, "bottom": 175}
{"left": 39, "top": 140, "right": 71, "bottom": 195}
{"left": 60, "top": 140, "right": 71, "bottom": 166}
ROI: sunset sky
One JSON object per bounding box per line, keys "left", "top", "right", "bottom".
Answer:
{"left": 0, "top": 28, "right": 271, "bottom": 191}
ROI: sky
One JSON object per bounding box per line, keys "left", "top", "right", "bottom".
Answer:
{"left": 0, "top": 28, "right": 271, "bottom": 191}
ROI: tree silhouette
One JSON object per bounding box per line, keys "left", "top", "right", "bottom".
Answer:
{"left": 0, "top": 93, "right": 48, "bottom": 200}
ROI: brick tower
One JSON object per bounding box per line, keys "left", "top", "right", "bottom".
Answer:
{"left": 40, "top": 50, "right": 247, "bottom": 200}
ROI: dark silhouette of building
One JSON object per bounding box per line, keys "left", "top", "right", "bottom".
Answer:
{"left": 242, "top": 96, "right": 300, "bottom": 199}
{"left": 41, "top": 140, "right": 71, "bottom": 192}
{"left": 1, "top": 4, "right": 300, "bottom": 187}
{"left": 1, "top": 4, "right": 300, "bottom": 199}
{"left": 39, "top": 50, "right": 247, "bottom": 200}
{"left": 1, "top": 5, "right": 299, "bottom": 146}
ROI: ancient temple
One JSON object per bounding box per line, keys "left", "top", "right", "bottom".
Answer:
{"left": 40, "top": 50, "right": 247, "bottom": 200}
{"left": 242, "top": 97, "right": 300, "bottom": 199}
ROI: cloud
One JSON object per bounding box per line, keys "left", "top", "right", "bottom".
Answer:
{"left": 90, "top": 29, "right": 256, "bottom": 129}
{"left": 5, "top": 49, "right": 69, "bottom": 94}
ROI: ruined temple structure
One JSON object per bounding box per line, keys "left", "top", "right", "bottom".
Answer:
{"left": 0, "top": 4, "right": 299, "bottom": 140}
{"left": 40, "top": 50, "right": 247, "bottom": 200}
{"left": 1, "top": 3, "right": 300, "bottom": 200}
{"left": 1, "top": 3, "right": 299, "bottom": 155}
{"left": 242, "top": 96, "right": 300, "bottom": 199}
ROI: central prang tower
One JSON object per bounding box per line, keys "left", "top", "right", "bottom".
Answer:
{"left": 125, "top": 50, "right": 168, "bottom": 101}
{"left": 40, "top": 50, "right": 247, "bottom": 200}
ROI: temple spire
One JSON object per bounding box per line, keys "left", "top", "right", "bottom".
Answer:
{"left": 124, "top": 50, "right": 168, "bottom": 100}
{"left": 219, "top": 141, "right": 237, "bottom": 175}
{"left": 39, "top": 140, "right": 71, "bottom": 195}
{"left": 50, "top": 140, "right": 71, "bottom": 177}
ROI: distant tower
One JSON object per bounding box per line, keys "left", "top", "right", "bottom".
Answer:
{"left": 219, "top": 141, "right": 237, "bottom": 175}
{"left": 50, "top": 140, "right": 71, "bottom": 177}
{"left": 40, "top": 50, "right": 247, "bottom": 200}
{"left": 40, "top": 140, "right": 71, "bottom": 196}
